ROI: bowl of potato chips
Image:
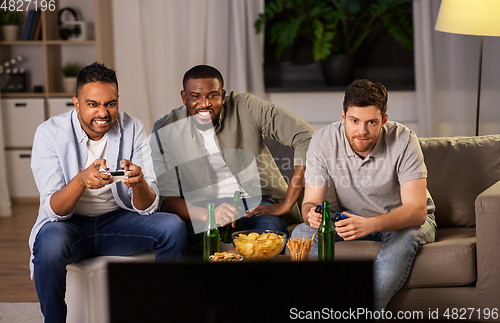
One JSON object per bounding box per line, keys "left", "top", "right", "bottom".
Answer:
{"left": 232, "top": 230, "right": 287, "bottom": 260}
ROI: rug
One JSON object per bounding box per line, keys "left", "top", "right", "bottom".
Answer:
{"left": 0, "top": 302, "right": 43, "bottom": 323}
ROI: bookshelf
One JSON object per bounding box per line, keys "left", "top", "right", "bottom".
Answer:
{"left": 0, "top": 0, "right": 114, "bottom": 101}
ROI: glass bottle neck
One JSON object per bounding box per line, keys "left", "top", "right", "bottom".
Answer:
{"left": 321, "top": 201, "right": 331, "bottom": 223}
{"left": 206, "top": 203, "right": 217, "bottom": 230}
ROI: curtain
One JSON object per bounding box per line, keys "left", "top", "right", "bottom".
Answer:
{"left": 111, "top": 0, "right": 265, "bottom": 134}
{"left": 413, "top": 0, "right": 500, "bottom": 137}
{"left": 0, "top": 100, "right": 12, "bottom": 217}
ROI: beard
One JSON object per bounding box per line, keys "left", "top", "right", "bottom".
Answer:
{"left": 80, "top": 115, "right": 113, "bottom": 137}
{"left": 347, "top": 134, "right": 377, "bottom": 156}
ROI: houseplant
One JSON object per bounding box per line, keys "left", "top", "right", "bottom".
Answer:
{"left": 0, "top": 10, "right": 23, "bottom": 41}
{"left": 61, "top": 63, "right": 80, "bottom": 94}
{"left": 255, "top": 0, "right": 413, "bottom": 85}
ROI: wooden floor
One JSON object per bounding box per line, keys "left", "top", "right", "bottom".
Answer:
{"left": 0, "top": 201, "right": 39, "bottom": 302}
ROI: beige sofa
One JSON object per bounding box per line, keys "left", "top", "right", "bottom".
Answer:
{"left": 278, "top": 135, "right": 500, "bottom": 321}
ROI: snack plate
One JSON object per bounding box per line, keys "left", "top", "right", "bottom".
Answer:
{"left": 209, "top": 251, "right": 244, "bottom": 262}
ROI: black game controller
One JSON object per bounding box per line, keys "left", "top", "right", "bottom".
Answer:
{"left": 100, "top": 169, "right": 132, "bottom": 182}
{"left": 315, "top": 205, "right": 347, "bottom": 222}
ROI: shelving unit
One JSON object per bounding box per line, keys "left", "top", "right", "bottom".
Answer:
{"left": 0, "top": 0, "right": 114, "bottom": 199}
{"left": 0, "top": 0, "right": 114, "bottom": 100}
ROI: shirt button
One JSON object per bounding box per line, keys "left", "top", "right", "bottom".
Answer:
{"left": 83, "top": 150, "right": 87, "bottom": 154}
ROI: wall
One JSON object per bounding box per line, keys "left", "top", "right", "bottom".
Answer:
{"left": 268, "top": 91, "right": 419, "bottom": 133}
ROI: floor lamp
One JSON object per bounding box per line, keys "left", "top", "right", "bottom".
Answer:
{"left": 435, "top": 0, "right": 500, "bottom": 136}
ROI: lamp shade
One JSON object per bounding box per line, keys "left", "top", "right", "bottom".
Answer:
{"left": 435, "top": 0, "right": 500, "bottom": 36}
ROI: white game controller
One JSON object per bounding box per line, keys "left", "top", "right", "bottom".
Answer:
{"left": 100, "top": 169, "right": 132, "bottom": 182}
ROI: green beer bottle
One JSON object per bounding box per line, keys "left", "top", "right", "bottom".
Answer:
{"left": 203, "top": 203, "right": 220, "bottom": 261}
{"left": 318, "top": 200, "right": 335, "bottom": 261}
{"left": 220, "top": 191, "right": 241, "bottom": 244}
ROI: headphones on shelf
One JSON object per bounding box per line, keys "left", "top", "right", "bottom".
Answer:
{"left": 58, "top": 7, "right": 82, "bottom": 40}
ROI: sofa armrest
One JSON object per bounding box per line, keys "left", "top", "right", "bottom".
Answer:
{"left": 475, "top": 179, "right": 500, "bottom": 310}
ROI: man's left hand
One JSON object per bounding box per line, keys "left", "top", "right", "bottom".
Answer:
{"left": 334, "top": 212, "right": 374, "bottom": 241}
{"left": 119, "top": 159, "right": 145, "bottom": 187}
{"left": 246, "top": 201, "right": 291, "bottom": 218}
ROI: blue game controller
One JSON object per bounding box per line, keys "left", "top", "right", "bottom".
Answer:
{"left": 315, "top": 205, "right": 347, "bottom": 222}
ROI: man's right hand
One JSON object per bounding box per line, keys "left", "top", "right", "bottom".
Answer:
{"left": 214, "top": 202, "right": 239, "bottom": 227}
{"left": 79, "top": 159, "right": 113, "bottom": 189}
{"left": 50, "top": 159, "right": 113, "bottom": 216}
{"left": 307, "top": 206, "right": 323, "bottom": 229}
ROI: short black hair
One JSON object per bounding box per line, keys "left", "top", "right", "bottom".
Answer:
{"left": 343, "top": 79, "right": 388, "bottom": 116}
{"left": 76, "top": 62, "right": 118, "bottom": 96}
{"left": 182, "top": 65, "right": 224, "bottom": 89}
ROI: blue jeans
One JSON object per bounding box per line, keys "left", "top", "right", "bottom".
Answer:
{"left": 186, "top": 198, "right": 289, "bottom": 255}
{"left": 32, "top": 209, "right": 187, "bottom": 323}
{"left": 291, "top": 216, "right": 436, "bottom": 311}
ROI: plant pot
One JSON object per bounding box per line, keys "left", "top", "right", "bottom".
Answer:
{"left": 321, "top": 54, "right": 354, "bottom": 87}
{"left": 291, "top": 37, "right": 314, "bottom": 65}
{"left": 1, "top": 25, "right": 20, "bottom": 41}
{"left": 62, "top": 77, "right": 77, "bottom": 94}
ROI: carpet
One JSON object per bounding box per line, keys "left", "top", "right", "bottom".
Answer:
{"left": 0, "top": 302, "right": 43, "bottom": 323}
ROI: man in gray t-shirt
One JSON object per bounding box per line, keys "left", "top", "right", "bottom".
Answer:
{"left": 291, "top": 79, "right": 436, "bottom": 311}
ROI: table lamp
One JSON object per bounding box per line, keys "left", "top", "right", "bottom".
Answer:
{"left": 435, "top": 0, "right": 500, "bottom": 136}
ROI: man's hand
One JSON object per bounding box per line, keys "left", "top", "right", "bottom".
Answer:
{"left": 51, "top": 158, "right": 112, "bottom": 216}
{"left": 246, "top": 201, "right": 291, "bottom": 218}
{"left": 214, "top": 203, "right": 240, "bottom": 228}
{"left": 306, "top": 206, "right": 323, "bottom": 229}
{"left": 115, "top": 159, "right": 156, "bottom": 211}
{"left": 119, "top": 159, "right": 145, "bottom": 187}
{"left": 79, "top": 159, "right": 113, "bottom": 189}
{"left": 334, "top": 212, "right": 374, "bottom": 241}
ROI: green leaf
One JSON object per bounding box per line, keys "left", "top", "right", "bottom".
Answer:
{"left": 313, "top": 20, "right": 334, "bottom": 60}
{"left": 270, "top": 16, "right": 305, "bottom": 60}
{"left": 268, "top": 1, "right": 278, "bottom": 12}
{"left": 255, "top": 20, "right": 263, "bottom": 34}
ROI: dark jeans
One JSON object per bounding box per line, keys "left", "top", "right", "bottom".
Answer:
{"left": 32, "top": 209, "right": 187, "bottom": 323}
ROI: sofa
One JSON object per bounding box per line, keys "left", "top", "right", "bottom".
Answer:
{"left": 274, "top": 134, "right": 500, "bottom": 321}
{"left": 66, "top": 134, "right": 500, "bottom": 322}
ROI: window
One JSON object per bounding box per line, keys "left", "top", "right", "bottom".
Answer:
{"left": 258, "top": 0, "right": 415, "bottom": 92}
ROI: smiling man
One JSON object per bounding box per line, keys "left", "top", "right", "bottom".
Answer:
{"left": 29, "top": 62, "right": 187, "bottom": 323}
{"left": 151, "top": 65, "right": 314, "bottom": 253}
{"left": 291, "top": 79, "right": 437, "bottom": 311}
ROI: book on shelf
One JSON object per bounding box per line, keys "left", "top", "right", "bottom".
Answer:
{"left": 22, "top": 10, "right": 35, "bottom": 41}
{"left": 33, "top": 13, "right": 42, "bottom": 40}
{"left": 28, "top": 10, "right": 41, "bottom": 40}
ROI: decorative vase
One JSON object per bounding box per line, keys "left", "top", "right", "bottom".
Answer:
{"left": 320, "top": 54, "right": 354, "bottom": 87}
{"left": 1, "top": 25, "right": 20, "bottom": 41}
{"left": 62, "top": 77, "right": 77, "bottom": 94}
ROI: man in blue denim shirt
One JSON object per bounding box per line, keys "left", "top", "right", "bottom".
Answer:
{"left": 29, "top": 62, "right": 187, "bottom": 323}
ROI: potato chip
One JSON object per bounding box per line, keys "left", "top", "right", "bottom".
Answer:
{"left": 247, "top": 232, "right": 260, "bottom": 240}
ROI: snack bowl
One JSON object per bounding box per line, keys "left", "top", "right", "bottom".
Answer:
{"left": 232, "top": 230, "right": 287, "bottom": 260}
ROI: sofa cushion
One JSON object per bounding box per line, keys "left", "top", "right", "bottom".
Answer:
{"left": 419, "top": 135, "right": 500, "bottom": 228}
{"left": 335, "top": 228, "right": 476, "bottom": 288}
{"left": 404, "top": 227, "right": 476, "bottom": 288}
